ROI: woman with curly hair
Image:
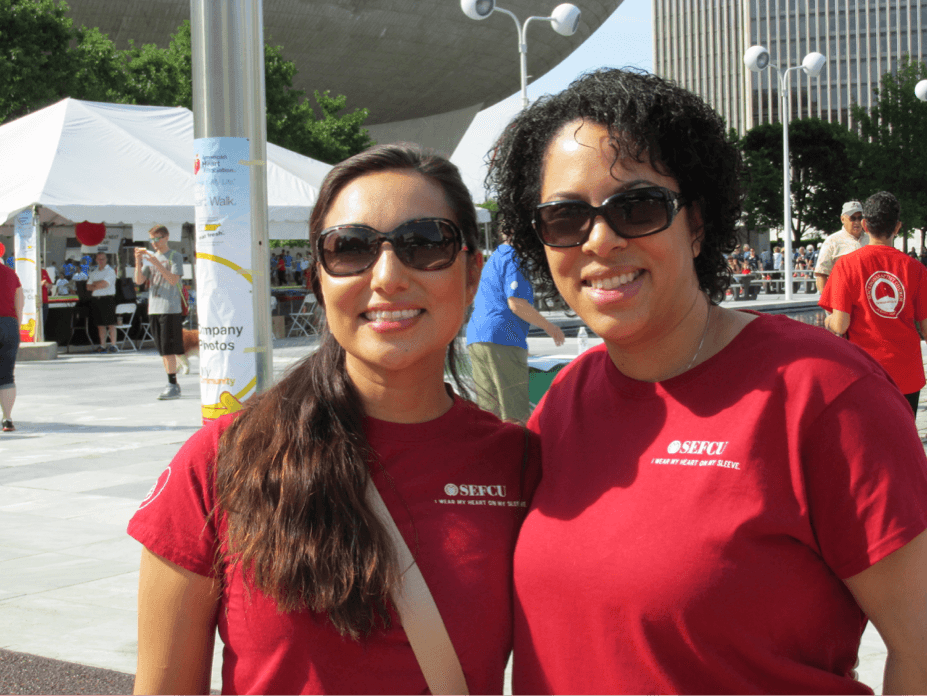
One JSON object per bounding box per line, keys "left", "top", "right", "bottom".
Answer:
{"left": 129, "top": 144, "right": 536, "bottom": 694}
{"left": 489, "top": 68, "right": 925, "bottom": 694}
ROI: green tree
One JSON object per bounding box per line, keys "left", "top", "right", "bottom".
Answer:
{"left": 0, "top": 0, "right": 77, "bottom": 122}
{"left": 740, "top": 118, "right": 855, "bottom": 248}
{"left": 122, "top": 21, "right": 192, "bottom": 108}
{"left": 1, "top": 5, "right": 372, "bottom": 165}
{"left": 851, "top": 56, "right": 927, "bottom": 250}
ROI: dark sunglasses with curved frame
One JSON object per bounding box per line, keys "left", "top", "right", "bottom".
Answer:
{"left": 533, "top": 186, "right": 687, "bottom": 248}
{"left": 317, "top": 217, "right": 468, "bottom": 277}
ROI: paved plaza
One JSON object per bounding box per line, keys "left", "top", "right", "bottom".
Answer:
{"left": 0, "top": 298, "right": 924, "bottom": 694}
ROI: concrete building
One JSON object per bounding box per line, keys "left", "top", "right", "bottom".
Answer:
{"left": 654, "top": 0, "right": 927, "bottom": 134}
{"left": 61, "top": 0, "right": 622, "bottom": 154}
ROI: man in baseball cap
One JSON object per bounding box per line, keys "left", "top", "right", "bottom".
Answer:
{"left": 814, "top": 200, "right": 869, "bottom": 294}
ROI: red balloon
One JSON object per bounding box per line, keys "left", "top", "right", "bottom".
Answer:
{"left": 0, "top": 241, "right": 5, "bottom": 257}
{"left": 75, "top": 221, "right": 106, "bottom": 246}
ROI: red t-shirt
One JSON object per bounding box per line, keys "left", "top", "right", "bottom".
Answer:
{"left": 515, "top": 314, "right": 926, "bottom": 695}
{"left": 128, "top": 397, "right": 538, "bottom": 695}
{"left": 41, "top": 269, "right": 51, "bottom": 305}
{"left": 820, "top": 244, "right": 927, "bottom": 394}
{"left": 0, "top": 264, "right": 21, "bottom": 318}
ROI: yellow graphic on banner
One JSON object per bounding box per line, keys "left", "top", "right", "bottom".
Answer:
{"left": 195, "top": 252, "right": 252, "bottom": 283}
{"left": 15, "top": 257, "right": 35, "bottom": 264}
{"left": 20, "top": 318, "right": 36, "bottom": 339}
{"left": 200, "top": 377, "right": 257, "bottom": 420}
{"left": 204, "top": 223, "right": 221, "bottom": 231}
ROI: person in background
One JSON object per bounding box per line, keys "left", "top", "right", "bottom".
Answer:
{"left": 820, "top": 191, "right": 927, "bottom": 416}
{"left": 62, "top": 258, "right": 75, "bottom": 279}
{"left": 40, "top": 268, "right": 52, "bottom": 329}
{"left": 87, "top": 252, "right": 118, "bottom": 353}
{"left": 466, "top": 235, "right": 565, "bottom": 423}
{"left": 72, "top": 265, "right": 88, "bottom": 283}
{"left": 276, "top": 251, "right": 287, "bottom": 286}
{"left": 135, "top": 225, "right": 185, "bottom": 399}
{"left": 55, "top": 275, "right": 70, "bottom": 297}
{"left": 815, "top": 201, "right": 869, "bottom": 293}
{"left": 129, "top": 143, "right": 537, "bottom": 695}
{"left": 489, "top": 67, "right": 925, "bottom": 695}
{"left": 0, "top": 260, "right": 23, "bottom": 431}
{"left": 295, "top": 253, "right": 305, "bottom": 284}
{"left": 283, "top": 249, "right": 293, "bottom": 284}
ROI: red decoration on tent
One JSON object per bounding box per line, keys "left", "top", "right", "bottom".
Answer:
{"left": 0, "top": 241, "right": 5, "bottom": 256}
{"left": 75, "top": 221, "right": 106, "bottom": 246}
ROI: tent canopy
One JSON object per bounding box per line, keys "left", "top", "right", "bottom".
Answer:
{"left": 0, "top": 98, "right": 332, "bottom": 239}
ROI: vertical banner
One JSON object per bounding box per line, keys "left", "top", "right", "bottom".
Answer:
{"left": 194, "top": 137, "right": 257, "bottom": 422}
{"left": 14, "top": 210, "right": 37, "bottom": 342}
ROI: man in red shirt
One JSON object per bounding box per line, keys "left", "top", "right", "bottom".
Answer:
{"left": 820, "top": 191, "right": 927, "bottom": 415}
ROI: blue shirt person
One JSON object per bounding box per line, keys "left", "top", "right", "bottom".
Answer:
{"left": 466, "top": 243, "right": 564, "bottom": 422}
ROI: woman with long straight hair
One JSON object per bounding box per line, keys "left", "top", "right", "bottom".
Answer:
{"left": 129, "top": 143, "right": 536, "bottom": 695}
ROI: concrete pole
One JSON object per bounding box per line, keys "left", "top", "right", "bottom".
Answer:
{"left": 190, "top": 0, "right": 273, "bottom": 393}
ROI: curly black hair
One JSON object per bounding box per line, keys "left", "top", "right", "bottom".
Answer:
{"left": 862, "top": 191, "right": 900, "bottom": 239}
{"left": 486, "top": 68, "right": 743, "bottom": 303}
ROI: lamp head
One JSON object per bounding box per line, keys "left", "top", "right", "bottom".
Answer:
{"left": 744, "top": 45, "right": 770, "bottom": 72}
{"left": 916, "top": 79, "right": 928, "bottom": 102}
{"left": 550, "top": 4, "right": 581, "bottom": 36}
{"left": 801, "top": 52, "right": 826, "bottom": 77}
{"left": 461, "top": 0, "right": 495, "bottom": 20}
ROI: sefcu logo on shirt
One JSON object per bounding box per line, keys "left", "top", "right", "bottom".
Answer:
{"left": 649, "top": 439, "right": 742, "bottom": 470}
{"left": 434, "top": 483, "right": 526, "bottom": 507}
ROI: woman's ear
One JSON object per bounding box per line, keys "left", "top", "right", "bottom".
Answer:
{"left": 466, "top": 253, "right": 484, "bottom": 305}
{"left": 687, "top": 203, "right": 705, "bottom": 259}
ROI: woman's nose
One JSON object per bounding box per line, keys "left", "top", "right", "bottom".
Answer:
{"left": 582, "top": 216, "right": 628, "bottom": 256}
{"left": 370, "top": 242, "right": 410, "bottom": 294}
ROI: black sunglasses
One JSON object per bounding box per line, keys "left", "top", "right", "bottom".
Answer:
{"left": 317, "top": 218, "right": 468, "bottom": 277}
{"left": 848, "top": 214, "right": 863, "bottom": 222}
{"left": 533, "top": 186, "right": 687, "bottom": 248}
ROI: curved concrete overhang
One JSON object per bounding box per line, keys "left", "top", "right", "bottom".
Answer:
{"left": 63, "top": 0, "right": 621, "bottom": 128}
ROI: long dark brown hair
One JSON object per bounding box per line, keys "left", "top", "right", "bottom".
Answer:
{"left": 214, "top": 143, "right": 480, "bottom": 638}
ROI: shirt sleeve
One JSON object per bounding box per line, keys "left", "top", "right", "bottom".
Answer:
{"left": 801, "top": 373, "right": 927, "bottom": 579}
{"left": 127, "top": 419, "right": 229, "bottom": 577}
{"left": 817, "top": 256, "right": 852, "bottom": 314}
{"left": 504, "top": 253, "right": 533, "bottom": 303}
{"left": 814, "top": 238, "right": 836, "bottom": 276}
{"left": 915, "top": 264, "right": 927, "bottom": 322}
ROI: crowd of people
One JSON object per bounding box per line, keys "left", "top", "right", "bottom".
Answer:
{"left": 270, "top": 249, "right": 311, "bottom": 286}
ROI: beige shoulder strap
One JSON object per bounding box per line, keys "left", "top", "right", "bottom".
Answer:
{"left": 366, "top": 480, "right": 470, "bottom": 695}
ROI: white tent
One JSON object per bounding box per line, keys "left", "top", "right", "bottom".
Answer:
{"left": 0, "top": 98, "right": 331, "bottom": 239}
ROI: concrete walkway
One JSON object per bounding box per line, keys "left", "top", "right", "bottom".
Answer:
{"left": 0, "top": 297, "right": 924, "bottom": 694}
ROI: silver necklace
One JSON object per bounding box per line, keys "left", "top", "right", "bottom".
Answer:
{"left": 683, "top": 300, "right": 712, "bottom": 373}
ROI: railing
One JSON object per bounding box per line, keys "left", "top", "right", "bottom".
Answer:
{"left": 726, "top": 269, "right": 818, "bottom": 301}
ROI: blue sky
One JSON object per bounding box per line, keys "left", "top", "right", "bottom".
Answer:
{"left": 451, "top": 0, "right": 654, "bottom": 201}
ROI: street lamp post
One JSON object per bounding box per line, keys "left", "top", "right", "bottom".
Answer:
{"left": 916, "top": 79, "right": 928, "bottom": 102}
{"left": 744, "top": 46, "right": 826, "bottom": 301}
{"left": 461, "top": 0, "right": 581, "bottom": 109}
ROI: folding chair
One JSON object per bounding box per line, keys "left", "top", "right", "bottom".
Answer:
{"left": 138, "top": 314, "right": 155, "bottom": 347}
{"left": 66, "top": 303, "right": 93, "bottom": 353}
{"left": 287, "top": 294, "right": 319, "bottom": 337}
{"left": 114, "top": 303, "right": 138, "bottom": 351}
